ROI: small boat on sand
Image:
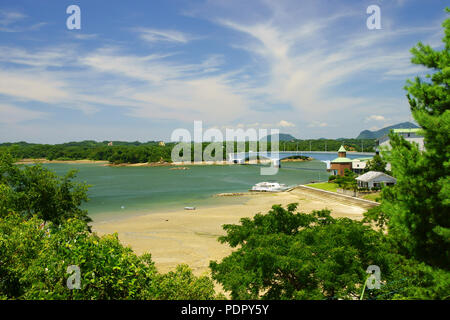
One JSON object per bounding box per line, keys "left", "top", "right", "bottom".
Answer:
{"left": 184, "top": 206, "right": 196, "bottom": 210}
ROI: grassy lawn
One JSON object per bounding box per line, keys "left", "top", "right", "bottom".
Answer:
{"left": 361, "top": 193, "right": 381, "bottom": 202}
{"left": 305, "top": 182, "right": 338, "bottom": 192}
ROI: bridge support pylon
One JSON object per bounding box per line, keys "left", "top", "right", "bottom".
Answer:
{"left": 271, "top": 159, "right": 281, "bottom": 168}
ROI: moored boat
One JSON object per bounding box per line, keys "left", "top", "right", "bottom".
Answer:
{"left": 250, "top": 182, "right": 288, "bottom": 192}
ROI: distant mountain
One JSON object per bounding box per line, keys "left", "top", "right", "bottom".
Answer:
{"left": 261, "top": 133, "right": 297, "bottom": 142}
{"left": 356, "top": 122, "right": 419, "bottom": 139}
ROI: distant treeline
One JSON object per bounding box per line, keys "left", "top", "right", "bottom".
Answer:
{"left": 0, "top": 139, "right": 376, "bottom": 164}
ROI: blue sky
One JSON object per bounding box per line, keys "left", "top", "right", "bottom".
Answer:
{"left": 0, "top": 0, "right": 447, "bottom": 143}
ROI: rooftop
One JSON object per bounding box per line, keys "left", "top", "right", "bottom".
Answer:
{"left": 331, "top": 157, "right": 352, "bottom": 163}
{"left": 338, "top": 145, "right": 346, "bottom": 152}
{"left": 392, "top": 128, "right": 421, "bottom": 133}
{"left": 352, "top": 157, "right": 372, "bottom": 161}
{"left": 356, "top": 171, "right": 396, "bottom": 182}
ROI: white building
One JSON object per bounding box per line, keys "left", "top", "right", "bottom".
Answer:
{"left": 356, "top": 171, "right": 396, "bottom": 189}
{"left": 351, "top": 158, "right": 370, "bottom": 174}
{"left": 377, "top": 128, "right": 424, "bottom": 151}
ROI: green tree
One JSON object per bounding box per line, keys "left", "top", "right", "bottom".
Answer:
{"left": 377, "top": 10, "right": 450, "bottom": 268}
{"left": 335, "top": 169, "right": 357, "bottom": 190}
{"left": 0, "top": 152, "right": 91, "bottom": 226}
{"left": 0, "top": 213, "right": 217, "bottom": 299}
{"left": 365, "top": 154, "right": 389, "bottom": 174}
{"left": 210, "top": 204, "right": 394, "bottom": 299}
{"left": 149, "top": 264, "right": 217, "bottom": 300}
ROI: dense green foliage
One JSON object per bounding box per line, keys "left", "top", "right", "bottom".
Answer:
{"left": 210, "top": 204, "right": 392, "bottom": 299}
{"left": 334, "top": 169, "right": 357, "bottom": 190}
{"left": 375, "top": 10, "right": 450, "bottom": 268}
{"left": 1, "top": 140, "right": 175, "bottom": 164}
{"left": 0, "top": 213, "right": 216, "bottom": 300}
{"left": 264, "top": 138, "right": 375, "bottom": 152}
{"left": 210, "top": 203, "right": 449, "bottom": 299}
{"left": 0, "top": 153, "right": 91, "bottom": 226}
{"left": 365, "top": 154, "right": 389, "bottom": 174}
{"left": 0, "top": 152, "right": 216, "bottom": 300}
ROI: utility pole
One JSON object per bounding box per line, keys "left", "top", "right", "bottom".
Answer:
{"left": 309, "top": 140, "right": 312, "bottom": 152}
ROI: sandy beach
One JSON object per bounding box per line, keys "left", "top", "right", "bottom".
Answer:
{"left": 92, "top": 187, "right": 371, "bottom": 276}
{"left": 16, "top": 159, "right": 109, "bottom": 165}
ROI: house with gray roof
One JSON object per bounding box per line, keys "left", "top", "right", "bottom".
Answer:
{"left": 356, "top": 171, "right": 396, "bottom": 189}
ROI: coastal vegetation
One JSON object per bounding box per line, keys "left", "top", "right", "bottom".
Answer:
{"left": 0, "top": 139, "right": 376, "bottom": 165}
{"left": 365, "top": 154, "right": 390, "bottom": 174}
{"left": 366, "top": 9, "right": 450, "bottom": 269}
{"left": 0, "top": 153, "right": 217, "bottom": 300}
{"left": 210, "top": 203, "right": 448, "bottom": 299}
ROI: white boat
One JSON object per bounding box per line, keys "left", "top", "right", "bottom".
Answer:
{"left": 184, "top": 206, "right": 196, "bottom": 210}
{"left": 251, "top": 182, "right": 288, "bottom": 192}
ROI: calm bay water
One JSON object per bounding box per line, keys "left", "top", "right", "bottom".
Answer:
{"left": 44, "top": 161, "right": 330, "bottom": 222}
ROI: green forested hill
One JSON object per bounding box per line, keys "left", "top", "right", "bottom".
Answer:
{"left": 356, "top": 122, "right": 419, "bottom": 139}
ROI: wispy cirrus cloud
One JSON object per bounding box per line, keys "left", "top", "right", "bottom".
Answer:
{"left": 73, "top": 33, "right": 99, "bottom": 40}
{"left": 0, "top": 10, "right": 26, "bottom": 26}
{"left": 0, "top": 46, "right": 70, "bottom": 67}
{"left": 0, "top": 103, "right": 47, "bottom": 124}
{"left": 0, "top": 9, "right": 46, "bottom": 32}
{"left": 133, "top": 27, "right": 196, "bottom": 44}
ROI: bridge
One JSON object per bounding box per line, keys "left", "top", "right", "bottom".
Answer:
{"left": 227, "top": 151, "right": 375, "bottom": 168}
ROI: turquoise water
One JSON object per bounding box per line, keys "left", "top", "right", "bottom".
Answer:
{"left": 43, "top": 161, "right": 330, "bottom": 222}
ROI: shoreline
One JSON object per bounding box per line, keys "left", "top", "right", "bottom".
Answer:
{"left": 92, "top": 187, "right": 369, "bottom": 276}
{"left": 16, "top": 158, "right": 109, "bottom": 165}
{"left": 16, "top": 157, "right": 313, "bottom": 167}
{"left": 105, "top": 158, "right": 313, "bottom": 167}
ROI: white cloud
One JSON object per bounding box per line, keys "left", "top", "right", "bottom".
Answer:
{"left": 365, "top": 115, "right": 387, "bottom": 122}
{"left": 73, "top": 33, "right": 99, "bottom": 40}
{"left": 134, "top": 28, "right": 194, "bottom": 44}
{"left": 0, "top": 46, "right": 70, "bottom": 67}
{"left": 79, "top": 47, "right": 223, "bottom": 84}
{"left": 278, "top": 120, "right": 295, "bottom": 127}
{"left": 0, "top": 10, "right": 26, "bottom": 26}
{"left": 0, "top": 69, "right": 69, "bottom": 103}
{"left": 0, "top": 10, "right": 46, "bottom": 32}
{"left": 214, "top": 2, "right": 441, "bottom": 126}
{"left": 0, "top": 104, "right": 47, "bottom": 124}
